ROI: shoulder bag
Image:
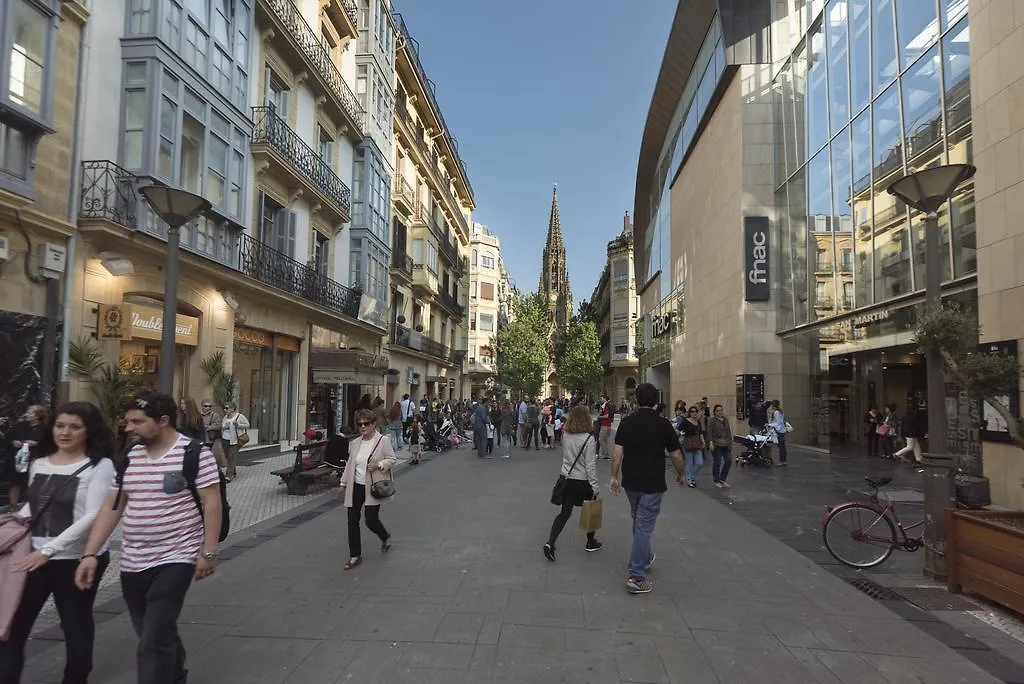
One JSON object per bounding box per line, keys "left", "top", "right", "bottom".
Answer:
{"left": 550, "top": 436, "right": 591, "bottom": 506}
{"left": 367, "top": 436, "right": 395, "bottom": 500}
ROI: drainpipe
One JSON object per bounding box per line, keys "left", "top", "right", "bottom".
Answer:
{"left": 56, "top": 9, "right": 92, "bottom": 405}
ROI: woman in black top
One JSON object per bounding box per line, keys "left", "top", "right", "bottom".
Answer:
{"left": 4, "top": 404, "right": 48, "bottom": 506}
{"left": 864, "top": 407, "right": 881, "bottom": 458}
{"left": 679, "top": 407, "right": 706, "bottom": 487}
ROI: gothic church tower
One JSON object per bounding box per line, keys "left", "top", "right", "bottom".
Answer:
{"left": 538, "top": 184, "right": 573, "bottom": 337}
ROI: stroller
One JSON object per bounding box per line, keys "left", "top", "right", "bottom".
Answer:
{"left": 438, "top": 418, "right": 467, "bottom": 448}
{"left": 422, "top": 420, "right": 448, "bottom": 453}
{"left": 733, "top": 426, "right": 775, "bottom": 468}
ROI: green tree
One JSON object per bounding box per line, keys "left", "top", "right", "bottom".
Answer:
{"left": 200, "top": 351, "right": 237, "bottom": 405}
{"left": 555, "top": 319, "right": 604, "bottom": 399}
{"left": 68, "top": 337, "right": 144, "bottom": 429}
{"left": 915, "top": 304, "right": 1023, "bottom": 450}
{"left": 493, "top": 293, "right": 551, "bottom": 396}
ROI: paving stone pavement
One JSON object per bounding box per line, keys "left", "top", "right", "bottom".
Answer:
{"left": 22, "top": 442, "right": 1005, "bottom": 683}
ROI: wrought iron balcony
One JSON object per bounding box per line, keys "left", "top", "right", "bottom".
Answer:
{"left": 259, "top": 0, "right": 365, "bottom": 133}
{"left": 390, "top": 249, "right": 413, "bottom": 281}
{"left": 435, "top": 290, "right": 464, "bottom": 319}
{"left": 393, "top": 177, "right": 415, "bottom": 212}
{"left": 238, "top": 233, "right": 360, "bottom": 319}
{"left": 80, "top": 160, "right": 138, "bottom": 226}
{"left": 391, "top": 324, "right": 456, "bottom": 363}
{"left": 252, "top": 106, "right": 352, "bottom": 220}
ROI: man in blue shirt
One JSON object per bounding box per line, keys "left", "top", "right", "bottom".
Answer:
{"left": 473, "top": 397, "right": 490, "bottom": 458}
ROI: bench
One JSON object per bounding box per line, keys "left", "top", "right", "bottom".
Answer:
{"left": 271, "top": 441, "right": 343, "bottom": 494}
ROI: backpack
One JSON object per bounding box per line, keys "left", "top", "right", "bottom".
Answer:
{"left": 114, "top": 439, "right": 231, "bottom": 542}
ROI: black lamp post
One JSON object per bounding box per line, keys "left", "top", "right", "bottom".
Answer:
{"left": 139, "top": 186, "right": 212, "bottom": 395}
{"left": 887, "top": 163, "right": 976, "bottom": 579}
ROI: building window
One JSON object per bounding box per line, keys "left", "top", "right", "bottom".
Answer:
{"left": 260, "top": 193, "right": 295, "bottom": 256}
{"left": 472, "top": 249, "right": 478, "bottom": 266}
{"left": 0, "top": 123, "right": 28, "bottom": 180}
{"left": 212, "top": 0, "right": 230, "bottom": 45}
{"left": 470, "top": 279, "right": 477, "bottom": 298}
{"left": 183, "top": 19, "right": 208, "bottom": 74}
{"left": 180, "top": 113, "right": 204, "bottom": 195}
{"left": 313, "top": 230, "right": 330, "bottom": 276}
{"left": 480, "top": 282, "right": 495, "bottom": 301}
{"left": 479, "top": 314, "right": 494, "bottom": 332}
{"left": 122, "top": 89, "right": 148, "bottom": 170}
{"left": 8, "top": 0, "right": 48, "bottom": 115}
{"left": 356, "top": 64, "right": 368, "bottom": 109}
{"left": 352, "top": 147, "right": 365, "bottom": 226}
{"left": 212, "top": 46, "right": 231, "bottom": 93}
{"left": 234, "top": 2, "right": 250, "bottom": 66}
{"left": 128, "top": 0, "right": 154, "bottom": 35}
{"left": 264, "top": 69, "right": 289, "bottom": 117}
{"left": 318, "top": 126, "right": 334, "bottom": 169}
{"left": 481, "top": 253, "right": 495, "bottom": 269}
{"left": 613, "top": 259, "right": 629, "bottom": 283}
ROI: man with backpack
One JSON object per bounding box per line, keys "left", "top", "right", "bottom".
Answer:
{"left": 75, "top": 390, "right": 224, "bottom": 684}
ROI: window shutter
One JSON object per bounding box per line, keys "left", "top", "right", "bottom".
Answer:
{"left": 287, "top": 211, "right": 297, "bottom": 258}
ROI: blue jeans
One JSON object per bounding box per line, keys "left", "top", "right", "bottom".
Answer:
{"left": 712, "top": 447, "right": 732, "bottom": 482}
{"left": 388, "top": 426, "right": 402, "bottom": 453}
{"left": 684, "top": 449, "right": 703, "bottom": 484}
{"left": 775, "top": 431, "right": 788, "bottom": 464}
{"left": 625, "top": 491, "right": 662, "bottom": 581}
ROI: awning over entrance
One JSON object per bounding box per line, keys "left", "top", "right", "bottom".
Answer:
{"left": 310, "top": 349, "right": 389, "bottom": 386}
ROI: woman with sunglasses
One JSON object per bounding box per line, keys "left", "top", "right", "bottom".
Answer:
{"left": 679, "top": 406, "right": 707, "bottom": 487}
{"left": 339, "top": 409, "right": 397, "bottom": 570}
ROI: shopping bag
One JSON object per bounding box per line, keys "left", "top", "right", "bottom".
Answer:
{"left": 579, "top": 497, "right": 603, "bottom": 533}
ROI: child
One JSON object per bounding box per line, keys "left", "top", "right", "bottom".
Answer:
{"left": 486, "top": 420, "right": 495, "bottom": 454}
{"left": 553, "top": 416, "right": 563, "bottom": 446}
{"left": 409, "top": 415, "right": 422, "bottom": 464}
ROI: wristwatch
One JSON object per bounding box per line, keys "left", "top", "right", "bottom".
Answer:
{"left": 200, "top": 550, "right": 219, "bottom": 561}
{"left": 40, "top": 547, "right": 56, "bottom": 559}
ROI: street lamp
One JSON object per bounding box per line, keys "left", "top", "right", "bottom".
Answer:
{"left": 887, "top": 163, "right": 975, "bottom": 579}
{"left": 139, "top": 185, "right": 212, "bottom": 394}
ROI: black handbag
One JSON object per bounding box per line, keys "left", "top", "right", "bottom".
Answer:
{"left": 550, "top": 436, "right": 591, "bottom": 505}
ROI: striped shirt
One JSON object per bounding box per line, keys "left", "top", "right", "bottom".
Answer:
{"left": 115, "top": 434, "right": 219, "bottom": 573}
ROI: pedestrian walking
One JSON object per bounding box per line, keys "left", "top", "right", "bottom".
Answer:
{"left": 339, "top": 410, "right": 397, "bottom": 570}
{"left": 199, "top": 400, "right": 225, "bottom": 468}
{"left": 177, "top": 397, "right": 204, "bottom": 441}
{"left": 769, "top": 399, "right": 789, "bottom": 466}
{"left": 220, "top": 402, "right": 250, "bottom": 482}
{"left": 473, "top": 397, "right": 489, "bottom": 458}
{"left": 387, "top": 402, "right": 404, "bottom": 453}
{"left": 0, "top": 402, "right": 116, "bottom": 684}
{"left": 679, "top": 406, "right": 706, "bottom": 487}
{"left": 878, "top": 404, "right": 899, "bottom": 460}
{"left": 894, "top": 406, "right": 923, "bottom": 466}
{"left": 609, "top": 383, "right": 685, "bottom": 594}
{"left": 400, "top": 394, "right": 415, "bottom": 442}
{"left": 4, "top": 405, "right": 48, "bottom": 506}
{"left": 517, "top": 396, "right": 529, "bottom": 447}
{"left": 707, "top": 404, "right": 733, "bottom": 488}
{"left": 527, "top": 400, "right": 541, "bottom": 450}
{"left": 408, "top": 416, "right": 422, "bottom": 464}
{"left": 500, "top": 400, "right": 516, "bottom": 458}
{"left": 75, "top": 391, "right": 222, "bottom": 684}
{"left": 543, "top": 405, "right": 602, "bottom": 561}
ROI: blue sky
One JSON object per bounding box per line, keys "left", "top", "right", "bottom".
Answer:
{"left": 395, "top": 0, "right": 676, "bottom": 305}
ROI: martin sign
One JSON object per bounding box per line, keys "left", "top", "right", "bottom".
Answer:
{"left": 744, "top": 217, "right": 770, "bottom": 302}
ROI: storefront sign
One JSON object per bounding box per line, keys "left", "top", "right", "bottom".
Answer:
{"left": 735, "top": 374, "right": 765, "bottom": 420}
{"left": 743, "top": 216, "right": 770, "bottom": 302}
{"left": 852, "top": 310, "right": 890, "bottom": 328}
{"left": 128, "top": 304, "right": 199, "bottom": 346}
{"left": 233, "top": 326, "right": 302, "bottom": 352}
{"left": 97, "top": 304, "right": 131, "bottom": 340}
{"left": 357, "top": 294, "right": 389, "bottom": 331}
{"left": 312, "top": 370, "right": 384, "bottom": 386}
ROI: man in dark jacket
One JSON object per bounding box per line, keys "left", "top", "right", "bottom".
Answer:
{"left": 473, "top": 397, "right": 489, "bottom": 458}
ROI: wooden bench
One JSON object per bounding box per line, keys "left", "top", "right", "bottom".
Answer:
{"left": 272, "top": 441, "right": 342, "bottom": 494}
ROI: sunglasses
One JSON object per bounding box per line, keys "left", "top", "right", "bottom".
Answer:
{"left": 202, "top": 404, "right": 212, "bottom": 408}
{"left": 357, "top": 421, "right": 373, "bottom": 427}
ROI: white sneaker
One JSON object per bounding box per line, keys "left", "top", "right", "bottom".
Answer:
{"left": 713, "top": 482, "right": 723, "bottom": 488}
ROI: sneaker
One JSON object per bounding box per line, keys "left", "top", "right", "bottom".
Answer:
{"left": 644, "top": 553, "right": 656, "bottom": 571}
{"left": 626, "top": 577, "right": 653, "bottom": 594}
{"left": 721, "top": 481, "right": 731, "bottom": 488}
{"left": 713, "top": 481, "right": 723, "bottom": 488}
{"left": 503, "top": 454, "right": 511, "bottom": 459}
{"left": 585, "top": 540, "right": 603, "bottom": 553}
{"left": 687, "top": 482, "right": 696, "bottom": 488}
{"left": 543, "top": 544, "right": 556, "bottom": 562}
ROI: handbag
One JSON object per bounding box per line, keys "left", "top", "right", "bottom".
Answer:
{"left": 550, "top": 436, "right": 591, "bottom": 505}
{"left": 682, "top": 434, "right": 703, "bottom": 451}
{"left": 237, "top": 427, "right": 250, "bottom": 446}
{"left": 875, "top": 423, "right": 891, "bottom": 436}
{"left": 366, "top": 436, "right": 395, "bottom": 499}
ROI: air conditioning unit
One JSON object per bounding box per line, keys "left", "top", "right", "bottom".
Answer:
{"left": 36, "top": 242, "right": 67, "bottom": 279}
{"left": 0, "top": 234, "right": 9, "bottom": 263}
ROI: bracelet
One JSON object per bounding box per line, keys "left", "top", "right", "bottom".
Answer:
{"left": 80, "top": 553, "right": 97, "bottom": 560}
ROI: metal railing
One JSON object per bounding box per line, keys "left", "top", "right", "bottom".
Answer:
{"left": 391, "top": 324, "right": 455, "bottom": 362}
{"left": 262, "top": 0, "right": 365, "bottom": 132}
{"left": 394, "top": 177, "right": 415, "bottom": 207}
{"left": 80, "top": 160, "right": 137, "bottom": 225}
{"left": 435, "top": 290, "right": 464, "bottom": 318}
{"left": 391, "top": 250, "right": 413, "bottom": 277}
{"left": 79, "top": 160, "right": 361, "bottom": 321}
{"left": 252, "top": 106, "right": 352, "bottom": 217}
{"left": 238, "top": 233, "right": 361, "bottom": 318}
{"left": 340, "top": 0, "right": 357, "bottom": 24}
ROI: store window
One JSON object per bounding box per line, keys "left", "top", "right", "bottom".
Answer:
{"left": 872, "top": 0, "right": 897, "bottom": 95}
{"left": 232, "top": 327, "right": 300, "bottom": 445}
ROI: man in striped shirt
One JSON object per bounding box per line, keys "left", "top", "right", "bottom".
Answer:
{"left": 76, "top": 391, "right": 221, "bottom": 684}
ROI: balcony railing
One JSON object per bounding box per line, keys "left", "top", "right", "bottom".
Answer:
{"left": 435, "top": 290, "right": 464, "bottom": 318}
{"left": 340, "top": 0, "right": 357, "bottom": 24}
{"left": 79, "top": 160, "right": 361, "bottom": 320}
{"left": 394, "top": 177, "right": 415, "bottom": 208}
{"left": 391, "top": 324, "right": 455, "bottom": 362}
{"left": 262, "top": 0, "right": 365, "bottom": 132}
{"left": 238, "top": 233, "right": 360, "bottom": 318}
{"left": 252, "top": 106, "right": 352, "bottom": 218}
{"left": 391, "top": 250, "right": 413, "bottom": 277}
{"left": 430, "top": 216, "right": 460, "bottom": 266}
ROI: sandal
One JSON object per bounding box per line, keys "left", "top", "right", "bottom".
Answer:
{"left": 381, "top": 536, "right": 392, "bottom": 553}
{"left": 343, "top": 557, "right": 361, "bottom": 570}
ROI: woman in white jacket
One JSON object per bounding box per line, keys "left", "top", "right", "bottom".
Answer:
{"left": 220, "top": 402, "right": 250, "bottom": 482}
{"left": 543, "top": 405, "right": 602, "bottom": 561}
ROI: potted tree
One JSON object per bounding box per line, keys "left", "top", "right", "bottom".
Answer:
{"left": 68, "top": 337, "right": 144, "bottom": 438}
{"left": 917, "top": 305, "right": 1024, "bottom": 613}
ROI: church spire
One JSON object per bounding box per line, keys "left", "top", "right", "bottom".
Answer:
{"left": 545, "top": 183, "right": 564, "bottom": 251}
{"left": 538, "top": 183, "right": 573, "bottom": 334}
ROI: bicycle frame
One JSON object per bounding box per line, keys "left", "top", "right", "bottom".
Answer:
{"left": 826, "top": 488, "right": 926, "bottom": 550}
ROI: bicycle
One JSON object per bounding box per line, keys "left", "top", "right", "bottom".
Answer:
{"left": 821, "top": 476, "right": 925, "bottom": 568}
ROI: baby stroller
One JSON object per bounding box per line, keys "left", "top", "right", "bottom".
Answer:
{"left": 438, "top": 418, "right": 466, "bottom": 448}
{"left": 422, "top": 420, "right": 448, "bottom": 453}
{"left": 733, "top": 426, "right": 774, "bottom": 468}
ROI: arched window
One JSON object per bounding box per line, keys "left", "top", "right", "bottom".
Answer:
{"left": 472, "top": 249, "right": 478, "bottom": 266}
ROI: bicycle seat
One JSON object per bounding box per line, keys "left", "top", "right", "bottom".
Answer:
{"left": 864, "top": 476, "right": 892, "bottom": 488}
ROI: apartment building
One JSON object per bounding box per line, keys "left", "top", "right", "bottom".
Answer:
{"left": 466, "top": 222, "right": 503, "bottom": 398}
{"left": 590, "top": 213, "right": 640, "bottom": 404}
{"left": 0, "top": 0, "right": 88, "bottom": 413}
{"left": 388, "top": 12, "right": 474, "bottom": 405}
{"left": 66, "top": 0, "right": 382, "bottom": 446}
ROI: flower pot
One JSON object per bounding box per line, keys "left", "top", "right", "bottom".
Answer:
{"left": 947, "top": 509, "right": 1024, "bottom": 614}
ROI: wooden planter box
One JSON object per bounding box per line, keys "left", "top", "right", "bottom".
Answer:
{"left": 947, "top": 509, "right": 1024, "bottom": 614}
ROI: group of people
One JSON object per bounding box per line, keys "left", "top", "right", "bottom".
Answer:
{"left": 864, "top": 404, "right": 924, "bottom": 467}
{"left": 174, "top": 397, "right": 250, "bottom": 481}
{"left": 0, "top": 391, "right": 224, "bottom": 684}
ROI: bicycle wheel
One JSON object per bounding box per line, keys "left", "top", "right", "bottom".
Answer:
{"left": 823, "top": 502, "right": 897, "bottom": 568}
